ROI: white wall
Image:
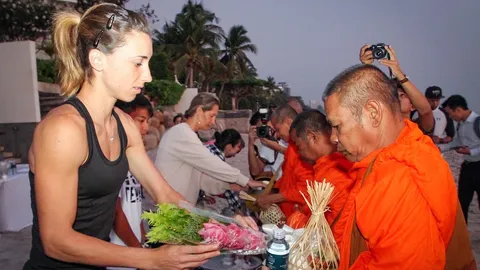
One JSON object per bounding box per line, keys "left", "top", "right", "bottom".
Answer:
{"left": 0, "top": 41, "right": 40, "bottom": 123}
{"left": 174, "top": 88, "right": 198, "bottom": 114}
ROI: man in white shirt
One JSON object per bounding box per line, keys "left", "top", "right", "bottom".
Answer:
{"left": 439, "top": 95, "right": 480, "bottom": 223}
{"left": 109, "top": 94, "right": 153, "bottom": 269}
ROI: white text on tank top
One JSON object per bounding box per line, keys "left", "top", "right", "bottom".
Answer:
{"left": 109, "top": 171, "right": 143, "bottom": 246}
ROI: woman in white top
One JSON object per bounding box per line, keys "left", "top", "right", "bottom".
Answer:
{"left": 155, "top": 93, "right": 264, "bottom": 204}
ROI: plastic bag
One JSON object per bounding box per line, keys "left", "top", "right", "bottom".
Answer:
{"left": 143, "top": 202, "right": 267, "bottom": 255}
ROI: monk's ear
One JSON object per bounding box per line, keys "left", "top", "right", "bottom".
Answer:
{"left": 284, "top": 118, "right": 293, "bottom": 127}
{"left": 364, "top": 99, "right": 382, "bottom": 128}
{"left": 306, "top": 131, "right": 316, "bottom": 143}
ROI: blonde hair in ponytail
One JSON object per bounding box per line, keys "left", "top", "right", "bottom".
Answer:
{"left": 53, "top": 11, "right": 84, "bottom": 97}
{"left": 52, "top": 3, "right": 150, "bottom": 97}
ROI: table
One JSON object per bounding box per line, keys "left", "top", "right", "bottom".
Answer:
{"left": 0, "top": 166, "right": 32, "bottom": 232}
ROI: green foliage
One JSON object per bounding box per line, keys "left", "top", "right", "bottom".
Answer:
{"left": 0, "top": 0, "right": 55, "bottom": 42}
{"left": 144, "top": 79, "right": 185, "bottom": 106}
{"left": 36, "top": 59, "right": 57, "bottom": 83}
{"left": 150, "top": 52, "right": 174, "bottom": 81}
{"left": 213, "top": 78, "right": 266, "bottom": 88}
{"left": 141, "top": 204, "right": 208, "bottom": 245}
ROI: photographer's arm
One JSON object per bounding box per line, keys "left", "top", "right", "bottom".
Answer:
{"left": 379, "top": 46, "right": 434, "bottom": 133}
{"left": 247, "top": 126, "right": 266, "bottom": 177}
{"left": 260, "top": 138, "right": 287, "bottom": 154}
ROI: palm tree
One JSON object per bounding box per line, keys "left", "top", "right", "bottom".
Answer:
{"left": 218, "top": 25, "right": 258, "bottom": 110}
{"left": 265, "top": 76, "right": 277, "bottom": 92}
{"left": 220, "top": 25, "right": 258, "bottom": 80}
{"left": 198, "top": 56, "right": 227, "bottom": 92}
{"left": 154, "top": 1, "right": 224, "bottom": 88}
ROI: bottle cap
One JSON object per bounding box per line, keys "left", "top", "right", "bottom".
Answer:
{"left": 273, "top": 228, "right": 285, "bottom": 240}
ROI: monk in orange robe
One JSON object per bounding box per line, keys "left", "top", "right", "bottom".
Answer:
{"left": 255, "top": 104, "right": 314, "bottom": 217}
{"left": 323, "top": 64, "right": 461, "bottom": 269}
{"left": 289, "top": 110, "right": 354, "bottom": 244}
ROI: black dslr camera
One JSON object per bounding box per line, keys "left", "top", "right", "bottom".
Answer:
{"left": 366, "top": 43, "right": 390, "bottom": 60}
{"left": 256, "top": 108, "right": 271, "bottom": 138}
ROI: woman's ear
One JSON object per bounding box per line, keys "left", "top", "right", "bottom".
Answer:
{"left": 89, "top": 49, "right": 106, "bottom": 72}
{"left": 224, "top": 144, "right": 233, "bottom": 153}
{"left": 195, "top": 106, "right": 203, "bottom": 116}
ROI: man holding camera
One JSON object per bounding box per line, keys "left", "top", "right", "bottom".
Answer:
{"left": 247, "top": 110, "right": 286, "bottom": 180}
{"left": 359, "top": 44, "right": 434, "bottom": 134}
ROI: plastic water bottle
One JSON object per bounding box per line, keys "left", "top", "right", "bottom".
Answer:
{"left": 266, "top": 227, "right": 289, "bottom": 270}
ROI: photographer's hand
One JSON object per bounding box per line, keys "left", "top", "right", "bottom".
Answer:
{"left": 378, "top": 45, "right": 404, "bottom": 79}
{"left": 359, "top": 44, "right": 374, "bottom": 64}
{"left": 248, "top": 126, "right": 258, "bottom": 145}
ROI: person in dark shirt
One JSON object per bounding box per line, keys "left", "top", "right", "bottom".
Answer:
{"left": 24, "top": 4, "right": 220, "bottom": 269}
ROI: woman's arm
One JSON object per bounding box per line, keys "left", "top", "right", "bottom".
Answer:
{"left": 33, "top": 112, "right": 219, "bottom": 269}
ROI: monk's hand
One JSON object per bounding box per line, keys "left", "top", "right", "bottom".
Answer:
{"left": 456, "top": 146, "right": 471, "bottom": 155}
{"left": 255, "top": 194, "right": 274, "bottom": 210}
{"left": 378, "top": 45, "right": 405, "bottom": 79}
{"left": 247, "top": 179, "right": 267, "bottom": 189}
{"left": 233, "top": 215, "right": 259, "bottom": 231}
{"left": 359, "top": 44, "right": 374, "bottom": 64}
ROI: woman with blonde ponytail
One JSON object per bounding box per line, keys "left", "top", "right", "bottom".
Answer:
{"left": 25, "top": 3, "right": 224, "bottom": 270}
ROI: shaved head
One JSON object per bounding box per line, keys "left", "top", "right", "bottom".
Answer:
{"left": 271, "top": 104, "right": 298, "bottom": 124}
{"left": 287, "top": 97, "right": 304, "bottom": 113}
{"left": 322, "top": 64, "right": 400, "bottom": 119}
{"left": 290, "top": 109, "right": 331, "bottom": 139}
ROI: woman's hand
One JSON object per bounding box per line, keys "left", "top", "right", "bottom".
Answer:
{"left": 230, "top": 183, "right": 248, "bottom": 192}
{"left": 247, "top": 179, "right": 267, "bottom": 189}
{"left": 151, "top": 244, "right": 220, "bottom": 270}
{"left": 232, "top": 215, "right": 259, "bottom": 231}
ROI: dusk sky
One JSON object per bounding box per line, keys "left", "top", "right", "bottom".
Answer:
{"left": 127, "top": 0, "right": 480, "bottom": 111}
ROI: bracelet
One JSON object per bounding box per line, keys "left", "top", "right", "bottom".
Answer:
{"left": 397, "top": 75, "right": 409, "bottom": 84}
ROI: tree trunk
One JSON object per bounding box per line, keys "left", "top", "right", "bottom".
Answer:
{"left": 218, "top": 82, "right": 225, "bottom": 101}
{"left": 188, "top": 66, "right": 194, "bottom": 88}
{"left": 231, "top": 96, "right": 237, "bottom": 111}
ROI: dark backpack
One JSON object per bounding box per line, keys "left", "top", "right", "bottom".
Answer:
{"left": 474, "top": 116, "right": 480, "bottom": 139}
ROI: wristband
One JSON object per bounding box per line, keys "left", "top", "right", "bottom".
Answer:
{"left": 397, "top": 75, "right": 409, "bottom": 84}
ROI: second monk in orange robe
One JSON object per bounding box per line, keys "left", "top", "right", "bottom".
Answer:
{"left": 289, "top": 110, "right": 354, "bottom": 244}
{"left": 255, "top": 104, "right": 314, "bottom": 217}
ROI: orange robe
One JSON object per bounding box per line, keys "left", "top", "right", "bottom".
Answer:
{"left": 312, "top": 152, "right": 354, "bottom": 246}
{"left": 275, "top": 140, "right": 314, "bottom": 217}
{"left": 336, "top": 120, "right": 457, "bottom": 270}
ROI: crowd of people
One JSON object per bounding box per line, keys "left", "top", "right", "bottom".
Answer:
{"left": 23, "top": 2, "right": 479, "bottom": 270}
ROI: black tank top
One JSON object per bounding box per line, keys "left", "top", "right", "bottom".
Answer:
{"left": 24, "top": 97, "right": 129, "bottom": 269}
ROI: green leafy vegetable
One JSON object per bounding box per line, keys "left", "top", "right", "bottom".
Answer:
{"left": 141, "top": 204, "right": 209, "bottom": 245}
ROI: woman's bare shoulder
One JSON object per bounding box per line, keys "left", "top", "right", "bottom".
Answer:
{"left": 38, "top": 103, "right": 86, "bottom": 133}
{"left": 31, "top": 104, "right": 88, "bottom": 162}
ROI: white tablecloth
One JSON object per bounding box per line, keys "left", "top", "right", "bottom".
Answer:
{"left": 0, "top": 169, "right": 32, "bottom": 232}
